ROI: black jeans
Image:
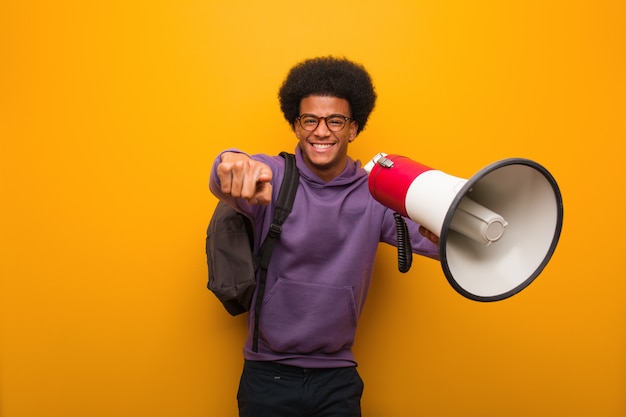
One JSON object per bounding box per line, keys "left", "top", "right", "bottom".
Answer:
{"left": 237, "top": 360, "right": 364, "bottom": 417}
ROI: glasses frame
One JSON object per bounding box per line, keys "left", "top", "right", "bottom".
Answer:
{"left": 296, "top": 114, "right": 354, "bottom": 132}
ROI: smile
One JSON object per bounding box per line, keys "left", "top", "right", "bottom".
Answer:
{"left": 312, "top": 143, "right": 334, "bottom": 149}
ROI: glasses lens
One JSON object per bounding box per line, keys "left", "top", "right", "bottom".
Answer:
{"left": 326, "top": 116, "right": 346, "bottom": 132}
{"left": 300, "top": 116, "right": 319, "bottom": 131}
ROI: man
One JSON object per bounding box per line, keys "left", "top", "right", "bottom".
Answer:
{"left": 210, "top": 56, "right": 439, "bottom": 417}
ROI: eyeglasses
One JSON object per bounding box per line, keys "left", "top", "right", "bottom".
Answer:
{"left": 296, "top": 114, "right": 353, "bottom": 132}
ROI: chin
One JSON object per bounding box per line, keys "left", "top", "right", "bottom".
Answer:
{"left": 308, "top": 152, "right": 335, "bottom": 166}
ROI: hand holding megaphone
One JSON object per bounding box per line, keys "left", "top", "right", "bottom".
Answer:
{"left": 418, "top": 225, "right": 439, "bottom": 245}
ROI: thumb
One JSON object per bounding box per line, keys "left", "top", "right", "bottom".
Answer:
{"left": 249, "top": 166, "right": 273, "bottom": 205}
{"left": 257, "top": 167, "right": 272, "bottom": 183}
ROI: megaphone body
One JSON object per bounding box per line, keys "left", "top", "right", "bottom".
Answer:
{"left": 364, "top": 153, "right": 563, "bottom": 302}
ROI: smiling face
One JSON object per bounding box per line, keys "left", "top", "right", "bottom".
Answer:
{"left": 294, "top": 95, "right": 358, "bottom": 182}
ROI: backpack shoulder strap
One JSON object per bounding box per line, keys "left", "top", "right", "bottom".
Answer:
{"left": 271, "top": 152, "right": 299, "bottom": 229}
{"left": 258, "top": 151, "right": 298, "bottom": 265}
{"left": 252, "top": 152, "right": 299, "bottom": 352}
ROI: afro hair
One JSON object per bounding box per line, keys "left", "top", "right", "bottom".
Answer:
{"left": 278, "top": 56, "right": 377, "bottom": 135}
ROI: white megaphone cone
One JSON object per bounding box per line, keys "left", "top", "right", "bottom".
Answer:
{"left": 364, "top": 153, "right": 564, "bottom": 302}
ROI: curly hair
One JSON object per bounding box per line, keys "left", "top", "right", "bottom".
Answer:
{"left": 278, "top": 56, "right": 377, "bottom": 135}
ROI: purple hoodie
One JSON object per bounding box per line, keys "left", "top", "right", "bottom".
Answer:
{"left": 210, "top": 146, "right": 439, "bottom": 368}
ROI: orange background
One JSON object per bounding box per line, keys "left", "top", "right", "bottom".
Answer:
{"left": 1, "top": 1, "right": 625, "bottom": 416}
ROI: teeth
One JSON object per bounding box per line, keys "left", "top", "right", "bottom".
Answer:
{"left": 313, "top": 143, "right": 333, "bottom": 149}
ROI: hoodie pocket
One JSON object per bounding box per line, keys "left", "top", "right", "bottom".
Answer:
{"left": 259, "top": 278, "right": 358, "bottom": 354}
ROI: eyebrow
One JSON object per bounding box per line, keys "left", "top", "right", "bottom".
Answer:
{"left": 300, "top": 113, "right": 351, "bottom": 118}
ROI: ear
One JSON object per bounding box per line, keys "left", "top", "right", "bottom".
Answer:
{"left": 294, "top": 121, "right": 300, "bottom": 138}
{"left": 349, "top": 121, "right": 358, "bottom": 142}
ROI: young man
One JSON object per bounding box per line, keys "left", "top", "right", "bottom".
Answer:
{"left": 210, "top": 56, "right": 439, "bottom": 417}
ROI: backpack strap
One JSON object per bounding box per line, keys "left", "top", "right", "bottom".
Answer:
{"left": 252, "top": 152, "right": 299, "bottom": 352}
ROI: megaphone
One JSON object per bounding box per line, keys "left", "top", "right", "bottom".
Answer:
{"left": 364, "top": 153, "right": 563, "bottom": 302}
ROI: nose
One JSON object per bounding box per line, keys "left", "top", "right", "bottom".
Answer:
{"left": 313, "top": 117, "right": 331, "bottom": 136}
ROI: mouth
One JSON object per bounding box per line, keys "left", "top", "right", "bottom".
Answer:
{"left": 310, "top": 142, "right": 335, "bottom": 151}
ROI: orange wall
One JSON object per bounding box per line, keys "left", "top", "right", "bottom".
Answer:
{"left": 1, "top": 1, "right": 625, "bottom": 416}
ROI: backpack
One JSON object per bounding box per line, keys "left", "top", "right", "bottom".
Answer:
{"left": 206, "top": 152, "right": 299, "bottom": 339}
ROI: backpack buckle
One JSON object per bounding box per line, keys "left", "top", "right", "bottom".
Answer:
{"left": 268, "top": 223, "right": 282, "bottom": 238}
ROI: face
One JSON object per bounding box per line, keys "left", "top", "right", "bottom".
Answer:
{"left": 294, "top": 95, "right": 358, "bottom": 182}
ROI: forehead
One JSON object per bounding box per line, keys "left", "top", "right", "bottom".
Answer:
{"left": 299, "top": 95, "right": 351, "bottom": 116}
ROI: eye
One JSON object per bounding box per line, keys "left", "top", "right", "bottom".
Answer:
{"left": 301, "top": 116, "right": 318, "bottom": 126}
{"left": 327, "top": 117, "right": 345, "bottom": 128}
